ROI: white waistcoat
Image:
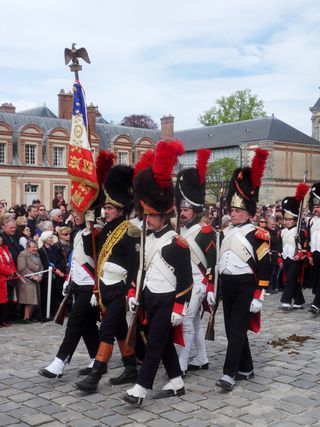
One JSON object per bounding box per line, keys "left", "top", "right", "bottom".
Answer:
{"left": 144, "top": 230, "right": 177, "bottom": 294}
{"left": 70, "top": 229, "right": 95, "bottom": 286}
{"left": 281, "top": 227, "right": 297, "bottom": 259}
{"left": 218, "top": 223, "right": 255, "bottom": 275}
{"left": 180, "top": 224, "right": 205, "bottom": 286}
{"left": 309, "top": 216, "right": 320, "bottom": 252}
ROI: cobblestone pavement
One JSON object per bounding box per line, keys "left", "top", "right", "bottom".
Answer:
{"left": 1, "top": 289, "right": 320, "bottom": 427}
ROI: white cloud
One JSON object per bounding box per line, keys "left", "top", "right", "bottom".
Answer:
{"left": 0, "top": 0, "right": 319, "bottom": 136}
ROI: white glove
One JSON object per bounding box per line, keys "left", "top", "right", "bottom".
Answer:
{"left": 85, "top": 210, "right": 95, "bottom": 224}
{"left": 250, "top": 298, "right": 263, "bottom": 313}
{"left": 62, "top": 281, "right": 69, "bottom": 296}
{"left": 128, "top": 297, "right": 139, "bottom": 313}
{"left": 207, "top": 291, "right": 216, "bottom": 307}
{"left": 171, "top": 312, "right": 183, "bottom": 327}
{"left": 90, "top": 294, "right": 98, "bottom": 307}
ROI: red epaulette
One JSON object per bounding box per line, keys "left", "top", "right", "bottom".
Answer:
{"left": 201, "top": 224, "right": 214, "bottom": 234}
{"left": 255, "top": 228, "right": 270, "bottom": 241}
{"left": 175, "top": 236, "right": 189, "bottom": 249}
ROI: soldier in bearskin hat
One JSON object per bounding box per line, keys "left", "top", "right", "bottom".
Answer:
{"left": 174, "top": 149, "right": 216, "bottom": 375}
{"left": 304, "top": 183, "right": 320, "bottom": 314}
{"left": 75, "top": 154, "right": 141, "bottom": 394}
{"left": 216, "top": 148, "right": 271, "bottom": 391}
{"left": 279, "top": 183, "right": 309, "bottom": 311}
{"left": 122, "top": 140, "right": 193, "bottom": 407}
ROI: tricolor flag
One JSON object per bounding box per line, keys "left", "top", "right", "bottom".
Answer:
{"left": 68, "top": 81, "right": 99, "bottom": 213}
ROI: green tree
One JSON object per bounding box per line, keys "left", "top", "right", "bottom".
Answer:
{"left": 120, "top": 114, "right": 158, "bottom": 129}
{"left": 206, "top": 157, "right": 237, "bottom": 202}
{"left": 199, "top": 89, "right": 267, "bottom": 126}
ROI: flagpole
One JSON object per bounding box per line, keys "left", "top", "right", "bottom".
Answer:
{"left": 65, "top": 43, "right": 99, "bottom": 302}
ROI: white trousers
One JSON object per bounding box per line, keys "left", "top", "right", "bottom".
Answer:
{"left": 178, "top": 284, "right": 209, "bottom": 371}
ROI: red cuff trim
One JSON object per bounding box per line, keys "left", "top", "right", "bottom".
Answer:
{"left": 173, "top": 302, "right": 184, "bottom": 315}
{"left": 254, "top": 289, "right": 262, "bottom": 299}
{"left": 127, "top": 288, "right": 135, "bottom": 298}
{"left": 207, "top": 283, "right": 214, "bottom": 293}
{"left": 297, "top": 251, "right": 304, "bottom": 260}
{"left": 202, "top": 276, "right": 208, "bottom": 285}
{"left": 278, "top": 257, "right": 283, "bottom": 264}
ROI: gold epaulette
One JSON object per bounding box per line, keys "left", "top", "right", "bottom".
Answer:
{"left": 127, "top": 225, "right": 141, "bottom": 238}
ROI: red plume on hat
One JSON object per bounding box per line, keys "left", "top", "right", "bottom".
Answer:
{"left": 134, "top": 139, "right": 185, "bottom": 215}
{"left": 153, "top": 140, "right": 185, "bottom": 188}
{"left": 250, "top": 148, "right": 269, "bottom": 188}
{"left": 96, "top": 150, "right": 116, "bottom": 187}
{"left": 295, "top": 182, "right": 309, "bottom": 202}
{"left": 133, "top": 149, "right": 154, "bottom": 178}
{"left": 196, "top": 148, "right": 211, "bottom": 185}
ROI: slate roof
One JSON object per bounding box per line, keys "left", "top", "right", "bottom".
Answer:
{"left": 174, "top": 116, "right": 319, "bottom": 151}
{"left": 310, "top": 97, "right": 320, "bottom": 111}
{"left": 0, "top": 111, "right": 161, "bottom": 162}
{"left": 17, "top": 105, "right": 58, "bottom": 119}
{"left": 0, "top": 110, "right": 318, "bottom": 162}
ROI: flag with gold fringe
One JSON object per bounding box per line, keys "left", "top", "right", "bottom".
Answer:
{"left": 68, "top": 81, "right": 98, "bottom": 212}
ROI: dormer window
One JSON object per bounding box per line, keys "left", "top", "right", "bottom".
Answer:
{"left": 53, "top": 146, "right": 65, "bottom": 167}
{"left": 0, "top": 143, "right": 6, "bottom": 164}
{"left": 25, "top": 144, "right": 36, "bottom": 165}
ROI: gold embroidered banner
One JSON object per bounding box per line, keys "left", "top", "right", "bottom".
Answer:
{"left": 68, "top": 81, "right": 98, "bottom": 213}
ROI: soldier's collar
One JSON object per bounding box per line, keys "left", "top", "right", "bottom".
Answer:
{"left": 185, "top": 216, "right": 200, "bottom": 229}
{"left": 153, "top": 223, "right": 172, "bottom": 238}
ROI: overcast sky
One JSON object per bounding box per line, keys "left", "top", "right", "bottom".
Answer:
{"left": 0, "top": 0, "right": 319, "bottom": 135}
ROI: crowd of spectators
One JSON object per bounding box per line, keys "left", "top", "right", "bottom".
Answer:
{"left": 0, "top": 194, "right": 75, "bottom": 327}
{"left": 0, "top": 194, "right": 316, "bottom": 327}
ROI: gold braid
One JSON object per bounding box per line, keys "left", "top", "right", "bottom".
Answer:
{"left": 96, "top": 220, "right": 129, "bottom": 311}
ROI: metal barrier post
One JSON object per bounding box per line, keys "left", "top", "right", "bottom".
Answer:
{"left": 46, "top": 266, "right": 53, "bottom": 319}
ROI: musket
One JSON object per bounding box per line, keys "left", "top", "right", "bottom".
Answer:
{"left": 53, "top": 287, "right": 73, "bottom": 326}
{"left": 205, "top": 187, "right": 223, "bottom": 340}
{"left": 125, "top": 216, "right": 146, "bottom": 348}
{"left": 54, "top": 258, "right": 73, "bottom": 325}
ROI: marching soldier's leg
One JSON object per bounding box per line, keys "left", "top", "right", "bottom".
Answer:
{"left": 109, "top": 339, "right": 138, "bottom": 385}
{"left": 75, "top": 341, "right": 113, "bottom": 393}
{"left": 178, "top": 288, "right": 198, "bottom": 374}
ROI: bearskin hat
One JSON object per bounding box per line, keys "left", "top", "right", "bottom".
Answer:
{"left": 134, "top": 140, "right": 185, "bottom": 215}
{"left": 282, "top": 183, "right": 309, "bottom": 219}
{"left": 104, "top": 165, "right": 134, "bottom": 214}
{"left": 308, "top": 182, "right": 320, "bottom": 212}
{"left": 175, "top": 149, "right": 211, "bottom": 213}
{"left": 226, "top": 148, "right": 269, "bottom": 216}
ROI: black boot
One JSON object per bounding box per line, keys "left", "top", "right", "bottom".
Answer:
{"left": 78, "top": 364, "right": 108, "bottom": 376}
{"left": 109, "top": 355, "right": 138, "bottom": 385}
{"left": 75, "top": 360, "right": 106, "bottom": 393}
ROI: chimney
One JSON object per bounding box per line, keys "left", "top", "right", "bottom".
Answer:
{"left": 0, "top": 103, "right": 16, "bottom": 113}
{"left": 87, "top": 103, "right": 97, "bottom": 134}
{"left": 160, "top": 115, "right": 174, "bottom": 139}
{"left": 58, "top": 89, "right": 73, "bottom": 119}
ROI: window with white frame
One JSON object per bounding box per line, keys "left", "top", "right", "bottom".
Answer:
{"left": 53, "top": 146, "right": 65, "bottom": 167}
{"left": 25, "top": 184, "right": 38, "bottom": 193}
{"left": 118, "top": 151, "right": 129, "bottom": 165}
{"left": 0, "top": 143, "right": 5, "bottom": 164}
{"left": 25, "top": 144, "right": 36, "bottom": 165}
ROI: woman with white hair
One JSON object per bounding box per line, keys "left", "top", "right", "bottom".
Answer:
{"left": 17, "top": 240, "right": 43, "bottom": 323}
{"left": 38, "top": 231, "right": 64, "bottom": 320}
